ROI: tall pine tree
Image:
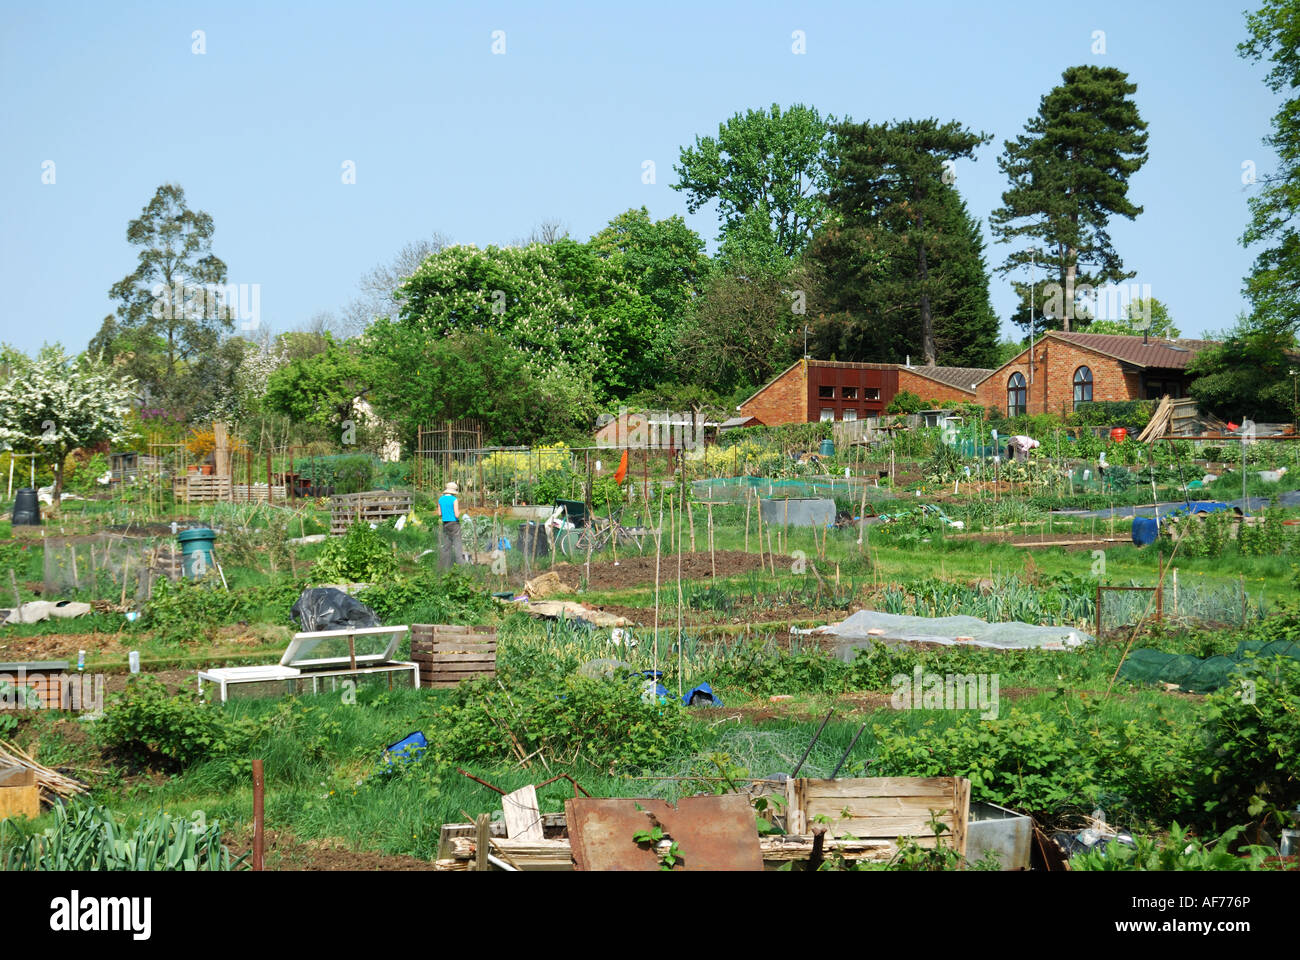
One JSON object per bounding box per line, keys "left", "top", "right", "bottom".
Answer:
{"left": 990, "top": 66, "right": 1149, "bottom": 334}
{"left": 807, "top": 119, "right": 994, "bottom": 366}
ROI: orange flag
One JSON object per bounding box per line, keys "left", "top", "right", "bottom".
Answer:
{"left": 613, "top": 450, "right": 629, "bottom": 484}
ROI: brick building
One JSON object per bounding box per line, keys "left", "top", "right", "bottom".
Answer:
{"left": 973, "top": 331, "right": 1219, "bottom": 417}
{"left": 736, "top": 359, "right": 994, "bottom": 425}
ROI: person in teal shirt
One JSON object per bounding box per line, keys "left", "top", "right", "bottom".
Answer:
{"left": 438, "top": 481, "right": 464, "bottom": 569}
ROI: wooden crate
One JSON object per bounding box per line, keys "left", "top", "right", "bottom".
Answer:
{"left": 411, "top": 624, "right": 497, "bottom": 688}
{"left": 0, "top": 766, "right": 39, "bottom": 821}
{"left": 0, "top": 663, "right": 66, "bottom": 710}
{"left": 783, "top": 776, "right": 971, "bottom": 854}
{"left": 330, "top": 491, "right": 414, "bottom": 535}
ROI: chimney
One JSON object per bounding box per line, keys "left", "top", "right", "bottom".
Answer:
{"left": 906, "top": 355, "right": 911, "bottom": 367}
{"left": 1143, "top": 329, "right": 1149, "bottom": 344}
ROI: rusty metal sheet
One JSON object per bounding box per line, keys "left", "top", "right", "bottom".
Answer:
{"left": 565, "top": 795, "right": 762, "bottom": 871}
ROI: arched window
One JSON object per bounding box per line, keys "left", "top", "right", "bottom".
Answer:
{"left": 1073, "top": 366, "right": 1093, "bottom": 409}
{"left": 1007, "top": 372, "right": 1027, "bottom": 417}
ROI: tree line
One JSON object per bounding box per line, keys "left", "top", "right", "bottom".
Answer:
{"left": 10, "top": 4, "right": 1298, "bottom": 457}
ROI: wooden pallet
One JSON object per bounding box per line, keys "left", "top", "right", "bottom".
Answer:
{"left": 173, "top": 476, "right": 231, "bottom": 502}
{"left": 411, "top": 624, "right": 496, "bottom": 688}
{"left": 329, "top": 490, "right": 414, "bottom": 535}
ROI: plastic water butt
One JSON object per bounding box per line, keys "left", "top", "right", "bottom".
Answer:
{"left": 177, "top": 527, "right": 216, "bottom": 578}
{"left": 1131, "top": 516, "right": 1159, "bottom": 547}
{"left": 11, "top": 488, "right": 41, "bottom": 526}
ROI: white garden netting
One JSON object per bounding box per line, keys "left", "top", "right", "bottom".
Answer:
{"left": 798, "top": 609, "right": 1092, "bottom": 655}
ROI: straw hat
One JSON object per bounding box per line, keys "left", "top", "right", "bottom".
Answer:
{"left": 443, "top": 481, "right": 459, "bottom": 494}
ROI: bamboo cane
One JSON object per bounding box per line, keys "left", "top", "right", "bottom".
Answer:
{"left": 707, "top": 501, "right": 716, "bottom": 579}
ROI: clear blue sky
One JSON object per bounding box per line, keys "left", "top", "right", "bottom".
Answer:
{"left": 0, "top": 0, "right": 1282, "bottom": 354}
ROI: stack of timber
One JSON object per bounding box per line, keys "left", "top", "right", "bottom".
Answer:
{"left": 434, "top": 776, "right": 968, "bottom": 870}
{"left": 329, "top": 490, "right": 414, "bottom": 535}
{"left": 411, "top": 624, "right": 497, "bottom": 688}
{"left": 1138, "top": 396, "right": 1228, "bottom": 442}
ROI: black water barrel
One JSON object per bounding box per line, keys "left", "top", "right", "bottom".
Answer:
{"left": 11, "top": 488, "right": 41, "bottom": 526}
{"left": 517, "top": 521, "right": 551, "bottom": 559}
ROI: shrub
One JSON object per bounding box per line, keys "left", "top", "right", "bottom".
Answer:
{"left": 1197, "top": 654, "right": 1300, "bottom": 832}
{"left": 358, "top": 569, "right": 495, "bottom": 625}
{"left": 312, "top": 522, "right": 398, "bottom": 583}
{"left": 1070, "top": 823, "right": 1272, "bottom": 871}
{"left": 885, "top": 390, "right": 926, "bottom": 414}
{"left": 95, "top": 677, "right": 257, "bottom": 771}
{"left": 430, "top": 671, "right": 704, "bottom": 770}
{"left": 871, "top": 709, "right": 1100, "bottom": 819}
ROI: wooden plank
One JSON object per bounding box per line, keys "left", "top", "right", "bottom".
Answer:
{"left": 784, "top": 776, "right": 807, "bottom": 835}
{"left": 804, "top": 795, "right": 960, "bottom": 820}
{"left": 413, "top": 640, "right": 499, "bottom": 647}
{"left": 805, "top": 815, "right": 955, "bottom": 839}
{"left": 502, "top": 785, "right": 544, "bottom": 841}
{"left": 412, "top": 631, "right": 499, "bottom": 641}
{"left": 950, "top": 777, "right": 970, "bottom": 856}
{"left": 800, "top": 777, "right": 960, "bottom": 799}
{"left": 474, "top": 813, "right": 490, "bottom": 872}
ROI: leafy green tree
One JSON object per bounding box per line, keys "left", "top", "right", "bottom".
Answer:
{"left": 92, "top": 183, "right": 235, "bottom": 411}
{"left": 1240, "top": 0, "right": 1300, "bottom": 337}
{"left": 366, "top": 323, "right": 593, "bottom": 445}
{"left": 673, "top": 104, "right": 836, "bottom": 264}
{"left": 263, "top": 334, "right": 372, "bottom": 430}
{"left": 396, "top": 238, "right": 674, "bottom": 400}
{"left": 1187, "top": 320, "right": 1299, "bottom": 422}
{"left": 673, "top": 258, "right": 805, "bottom": 395}
{"left": 1085, "top": 297, "right": 1181, "bottom": 338}
{"left": 589, "top": 208, "right": 709, "bottom": 322}
{"left": 990, "top": 66, "right": 1149, "bottom": 333}
{"left": 0, "top": 345, "right": 136, "bottom": 502}
{"left": 815, "top": 118, "right": 992, "bottom": 365}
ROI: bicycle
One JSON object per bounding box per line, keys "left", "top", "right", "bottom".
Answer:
{"left": 557, "top": 512, "right": 653, "bottom": 559}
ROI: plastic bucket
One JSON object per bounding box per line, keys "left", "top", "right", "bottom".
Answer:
{"left": 11, "top": 488, "right": 40, "bottom": 526}
{"left": 818, "top": 439, "right": 835, "bottom": 457}
{"left": 177, "top": 527, "right": 216, "bottom": 578}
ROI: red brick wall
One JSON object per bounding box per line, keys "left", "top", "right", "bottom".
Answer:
{"left": 738, "top": 361, "right": 807, "bottom": 425}
{"left": 975, "top": 338, "right": 1138, "bottom": 415}
{"left": 897, "top": 370, "right": 979, "bottom": 406}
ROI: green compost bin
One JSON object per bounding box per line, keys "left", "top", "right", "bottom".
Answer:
{"left": 818, "top": 439, "right": 835, "bottom": 457}
{"left": 177, "top": 527, "right": 216, "bottom": 579}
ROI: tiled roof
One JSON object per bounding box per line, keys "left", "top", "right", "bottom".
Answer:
{"left": 903, "top": 364, "right": 996, "bottom": 392}
{"left": 1047, "top": 332, "right": 1219, "bottom": 370}
{"left": 809, "top": 360, "right": 993, "bottom": 393}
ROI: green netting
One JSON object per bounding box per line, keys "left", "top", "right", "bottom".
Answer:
{"left": 1068, "top": 464, "right": 1136, "bottom": 492}
{"left": 1118, "top": 639, "right": 1300, "bottom": 693}
{"left": 692, "top": 475, "right": 898, "bottom": 503}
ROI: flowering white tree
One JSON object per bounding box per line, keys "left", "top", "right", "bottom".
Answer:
{"left": 0, "top": 345, "right": 136, "bottom": 504}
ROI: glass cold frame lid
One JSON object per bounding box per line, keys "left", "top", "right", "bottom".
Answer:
{"left": 279, "top": 627, "right": 405, "bottom": 670}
